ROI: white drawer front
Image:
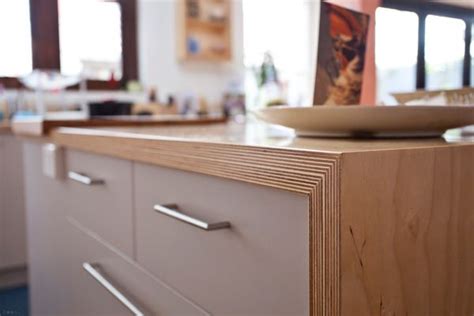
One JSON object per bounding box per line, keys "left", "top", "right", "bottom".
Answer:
{"left": 63, "top": 218, "right": 207, "bottom": 316}
{"left": 65, "top": 149, "right": 134, "bottom": 257}
{"left": 134, "top": 162, "right": 310, "bottom": 315}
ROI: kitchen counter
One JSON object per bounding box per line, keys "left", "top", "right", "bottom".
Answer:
{"left": 18, "top": 121, "right": 474, "bottom": 315}
{"left": 11, "top": 114, "right": 227, "bottom": 136}
{"left": 48, "top": 121, "right": 474, "bottom": 154}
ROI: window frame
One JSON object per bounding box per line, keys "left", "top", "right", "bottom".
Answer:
{"left": 0, "top": 0, "right": 138, "bottom": 90}
{"left": 382, "top": 0, "right": 474, "bottom": 89}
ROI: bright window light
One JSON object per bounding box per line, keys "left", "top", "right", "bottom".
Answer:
{"left": 425, "top": 15, "right": 465, "bottom": 90}
{"left": 0, "top": 0, "right": 33, "bottom": 77}
{"left": 375, "top": 7, "right": 419, "bottom": 101}
{"left": 58, "top": 0, "right": 123, "bottom": 80}
{"left": 243, "top": 0, "right": 315, "bottom": 107}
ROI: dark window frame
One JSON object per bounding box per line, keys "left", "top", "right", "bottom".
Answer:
{"left": 0, "top": 0, "right": 138, "bottom": 90}
{"left": 382, "top": 0, "right": 474, "bottom": 89}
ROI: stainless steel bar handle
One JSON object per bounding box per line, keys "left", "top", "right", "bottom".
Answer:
{"left": 82, "top": 262, "right": 144, "bottom": 316}
{"left": 68, "top": 171, "right": 105, "bottom": 185}
{"left": 153, "top": 204, "right": 231, "bottom": 231}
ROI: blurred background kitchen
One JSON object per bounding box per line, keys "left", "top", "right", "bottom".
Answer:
{"left": 0, "top": 0, "right": 472, "bottom": 314}
{"left": 0, "top": 0, "right": 472, "bottom": 122}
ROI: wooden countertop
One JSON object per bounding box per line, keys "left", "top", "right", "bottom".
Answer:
{"left": 48, "top": 120, "right": 474, "bottom": 156}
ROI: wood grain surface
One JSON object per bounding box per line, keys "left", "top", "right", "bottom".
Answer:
{"left": 340, "top": 146, "right": 474, "bottom": 315}
{"left": 51, "top": 123, "right": 474, "bottom": 154}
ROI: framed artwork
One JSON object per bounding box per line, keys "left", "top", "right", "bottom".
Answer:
{"left": 314, "top": 2, "right": 370, "bottom": 106}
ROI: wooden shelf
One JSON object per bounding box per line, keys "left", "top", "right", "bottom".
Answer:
{"left": 177, "top": 0, "right": 232, "bottom": 62}
{"left": 187, "top": 18, "right": 227, "bottom": 31}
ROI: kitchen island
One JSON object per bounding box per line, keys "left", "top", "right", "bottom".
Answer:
{"left": 18, "top": 121, "right": 474, "bottom": 316}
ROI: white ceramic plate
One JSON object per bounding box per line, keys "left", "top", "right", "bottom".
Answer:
{"left": 255, "top": 105, "right": 474, "bottom": 138}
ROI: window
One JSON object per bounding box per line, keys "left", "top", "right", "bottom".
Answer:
{"left": 376, "top": 7, "right": 419, "bottom": 101}
{"left": 425, "top": 15, "right": 465, "bottom": 90}
{"left": 0, "top": 0, "right": 32, "bottom": 77}
{"left": 58, "top": 0, "right": 123, "bottom": 80}
{"left": 380, "top": 0, "right": 473, "bottom": 96}
{"left": 0, "top": 0, "right": 137, "bottom": 89}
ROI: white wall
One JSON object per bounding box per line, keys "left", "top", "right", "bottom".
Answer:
{"left": 138, "top": 0, "right": 245, "bottom": 110}
{"left": 243, "top": 0, "right": 319, "bottom": 107}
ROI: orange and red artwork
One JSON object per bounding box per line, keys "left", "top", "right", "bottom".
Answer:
{"left": 314, "top": 2, "right": 370, "bottom": 105}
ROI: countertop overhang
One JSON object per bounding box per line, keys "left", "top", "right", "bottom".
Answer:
{"left": 47, "top": 121, "right": 474, "bottom": 155}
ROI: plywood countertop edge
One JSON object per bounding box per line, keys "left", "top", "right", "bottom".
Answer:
{"left": 50, "top": 126, "right": 474, "bottom": 154}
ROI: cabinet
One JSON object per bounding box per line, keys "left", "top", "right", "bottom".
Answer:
{"left": 57, "top": 218, "right": 206, "bottom": 316}
{"left": 23, "top": 128, "right": 474, "bottom": 316}
{"left": 23, "top": 142, "right": 72, "bottom": 314}
{"left": 24, "top": 143, "right": 206, "bottom": 315}
{"left": 134, "top": 162, "right": 309, "bottom": 315}
{"left": 64, "top": 149, "right": 134, "bottom": 257}
{"left": 25, "top": 142, "right": 310, "bottom": 315}
{"left": 0, "top": 134, "right": 26, "bottom": 272}
{"left": 177, "top": 0, "right": 232, "bottom": 61}
{"left": 24, "top": 143, "right": 207, "bottom": 316}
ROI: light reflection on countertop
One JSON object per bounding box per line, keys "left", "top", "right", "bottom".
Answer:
{"left": 53, "top": 119, "right": 474, "bottom": 154}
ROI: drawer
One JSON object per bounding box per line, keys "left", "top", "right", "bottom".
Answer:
{"left": 24, "top": 142, "right": 89, "bottom": 315}
{"left": 134, "top": 163, "right": 310, "bottom": 315}
{"left": 63, "top": 217, "right": 207, "bottom": 316}
{"left": 64, "top": 149, "right": 134, "bottom": 257}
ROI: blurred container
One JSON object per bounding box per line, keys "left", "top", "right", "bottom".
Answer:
{"left": 392, "top": 87, "right": 474, "bottom": 106}
{"left": 88, "top": 101, "right": 132, "bottom": 117}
